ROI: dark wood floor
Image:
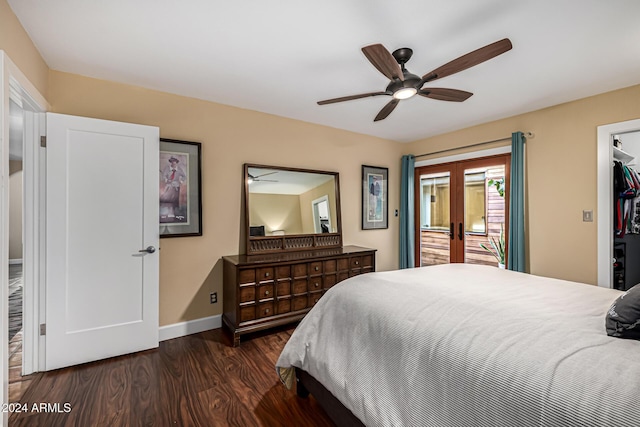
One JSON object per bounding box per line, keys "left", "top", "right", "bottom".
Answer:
{"left": 9, "top": 326, "right": 335, "bottom": 427}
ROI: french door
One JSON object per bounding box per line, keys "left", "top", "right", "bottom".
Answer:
{"left": 414, "top": 154, "right": 510, "bottom": 266}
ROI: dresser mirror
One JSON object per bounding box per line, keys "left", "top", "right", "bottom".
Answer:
{"left": 244, "top": 163, "right": 342, "bottom": 254}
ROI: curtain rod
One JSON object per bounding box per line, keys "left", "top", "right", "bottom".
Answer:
{"left": 414, "top": 131, "right": 534, "bottom": 158}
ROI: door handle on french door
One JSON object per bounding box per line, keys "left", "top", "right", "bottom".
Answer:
{"left": 458, "top": 223, "right": 463, "bottom": 241}
{"left": 450, "top": 222, "right": 454, "bottom": 240}
{"left": 138, "top": 246, "right": 156, "bottom": 254}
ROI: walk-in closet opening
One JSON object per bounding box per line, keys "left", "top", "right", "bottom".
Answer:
{"left": 612, "top": 130, "right": 640, "bottom": 290}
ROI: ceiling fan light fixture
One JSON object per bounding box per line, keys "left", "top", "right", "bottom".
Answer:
{"left": 393, "top": 87, "right": 417, "bottom": 100}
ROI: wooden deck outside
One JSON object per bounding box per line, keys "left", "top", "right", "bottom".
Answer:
{"left": 420, "top": 168, "right": 505, "bottom": 267}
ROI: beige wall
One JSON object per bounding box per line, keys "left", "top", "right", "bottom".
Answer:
{"left": 249, "top": 193, "right": 303, "bottom": 235}
{"left": 0, "top": 0, "right": 49, "bottom": 97}
{"left": 406, "top": 84, "right": 640, "bottom": 285}
{"left": 48, "top": 70, "right": 400, "bottom": 326}
{"left": 9, "top": 161, "right": 22, "bottom": 260}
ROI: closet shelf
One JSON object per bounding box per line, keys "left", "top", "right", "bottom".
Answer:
{"left": 613, "top": 146, "right": 635, "bottom": 164}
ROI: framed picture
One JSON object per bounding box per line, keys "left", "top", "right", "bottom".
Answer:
{"left": 159, "top": 138, "right": 202, "bottom": 238}
{"left": 362, "top": 165, "right": 388, "bottom": 230}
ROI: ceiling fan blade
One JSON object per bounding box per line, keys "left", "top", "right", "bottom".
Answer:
{"left": 362, "top": 44, "right": 404, "bottom": 81}
{"left": 374, "top": 99, "right": 400, "bottom": 122}
{"left": 254, "top": 171, "right": 278, "bottom": 179}
{"left": 421, "top": 38, "right": 512, "bottom": 84}
{"left": 418, "top": 88, "right": 473, "bottom": 102}
{"left": 317, "top": 91, "right": 390, "bottom": 105}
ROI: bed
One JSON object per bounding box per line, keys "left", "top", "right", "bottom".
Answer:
{"left": 276, "top": 264, "right": 640, "bottom": 427}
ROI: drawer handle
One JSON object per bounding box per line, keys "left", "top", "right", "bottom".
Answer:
{"left": 265, "top": 308, "right": 270, "bottom": 314}
{"left": 265, "top": 272, "right": 270, "bottom": 277}
{"left": 355, "top": 261, "right": 359, "bottom": 265}
{"left": 315, "top": 282, "right": 319, "bottom": 287}
{"left": 265, "top": 290, "right": 270, "bottom": 296}
{"left": 315, "top": 266, "right": 319, "bottom": 271}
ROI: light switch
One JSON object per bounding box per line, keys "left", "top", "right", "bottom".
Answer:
{"left": 583, "top": 210, "right": 593, "bottom": 222}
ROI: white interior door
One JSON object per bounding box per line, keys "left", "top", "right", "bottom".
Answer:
{"left": 45, "top": 113, "right": 159, "bottom": 371}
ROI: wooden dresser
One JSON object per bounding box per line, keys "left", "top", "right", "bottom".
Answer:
{"left": 222, "top": 245, "right": 376, "bottom": 346}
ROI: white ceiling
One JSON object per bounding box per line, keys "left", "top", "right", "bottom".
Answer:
{"left": 8, "top": 0, "right": 640, "bottom": 142}
{"left": 248, "top": 168, "right": 333, "bottom": 195}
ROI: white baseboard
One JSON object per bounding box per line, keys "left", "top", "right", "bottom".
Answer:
{"left": 159, "top": 314, "right": 222, "bottom": 342}
{"left": 9, "top": 259, "right": 23, "bottom": 265}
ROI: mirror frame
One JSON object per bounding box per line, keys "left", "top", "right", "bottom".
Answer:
{"left": 244, "top": 163, "right": 343, "bottom": 254}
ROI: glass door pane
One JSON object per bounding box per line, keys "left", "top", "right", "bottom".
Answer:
{"left": 463, "top": 165, "right": 506, "bottom": 266}
{"left": 419, "top": 172, "right": 451, "bottom": 266}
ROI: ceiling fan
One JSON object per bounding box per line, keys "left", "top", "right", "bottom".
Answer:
{"left": 317, "top": 38, "right": 512, "bottom": 122}
{"left": 248, "top": 171, "right": 278, "bottom": 183}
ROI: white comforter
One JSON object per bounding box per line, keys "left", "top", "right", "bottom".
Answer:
{"left": 276, "top": 264, "right": 640, "bottom": 427}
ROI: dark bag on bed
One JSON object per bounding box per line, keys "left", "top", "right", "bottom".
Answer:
{"left": 606, "top": 283, "right": 640, "bottom": 340}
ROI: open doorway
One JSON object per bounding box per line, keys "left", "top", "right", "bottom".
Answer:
{"left": 8, "top": 98, "right": 25, "bottom": 402}
{"left": 1, "top": 53, "right": 48, "bottom": 419}
{"left": 597, "top": 118, "right": 640, "bottom": 288}
{"left": 312, "top": 195, "right": 331, "bottom": 233}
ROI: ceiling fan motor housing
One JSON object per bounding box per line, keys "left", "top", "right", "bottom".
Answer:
{"left": 386, "top": 69, "right": 421, "bottom": 94}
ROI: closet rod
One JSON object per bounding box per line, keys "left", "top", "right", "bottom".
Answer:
{"left": 415, "top": 131, "right": 533, "bottom": 158}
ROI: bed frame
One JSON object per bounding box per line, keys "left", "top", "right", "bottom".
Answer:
{"left": 295, "top": 368, "right": 365, "bottom": 427}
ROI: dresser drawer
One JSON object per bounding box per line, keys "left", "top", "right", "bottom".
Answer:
{"left": 292, "top": 279, "right": 307, "bottom": 295}
{"left": 292, "top": 295, "right": 308, "bottom": 311}
{"left": 276, "top": 297, "right": 291, "bottom": 314}
{"left": 324, "top": 259, "right": 337, "bottom": 273}
{"left": 257, "top": 301, "right": 274, "bottom": 318}
{"left": 337, "top": 258, "right": 349, "bottom": 271}
{"left": 276, "top": 280, "right": 291, "bottom": 297}
{"left": 309, "top": 261, "right": 323, "bottom": 275}
{"left": 350, "top": 256, "right": 363, "bottom": 269}
{"left": 324, "top": 274, "right": 337, "bottom": 289}
{"left": 257, "top": 284, "right": 274, "bottom": 300}
{"left": 239, "top": 284, "right": 255, "bottom": 303}
{"left": 257, "top": 267, "right": 274, "bottom": 282}
{"left": 276, "top": 265, "right": 291, "bottom": 279}
{"left": 239, "top": 305, "right": 256, "bottom": 323}
{"left": 239, "top": 269, "right": 256, "bottom": 285}
{"left": 307, "top": 277, "right": 322, "bottom": 292}
{"left": 293, "top": 263, "right": 307, "bottom": 278}
{"left": 361, "top": 254, "right": 374, "bottom": 268}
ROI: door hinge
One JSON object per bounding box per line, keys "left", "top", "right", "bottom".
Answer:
{"left": 40, "top": 136, "right": 47, "bottom": 148}
{"left": 40, "top": 323, "right": 46, "bottom": 336}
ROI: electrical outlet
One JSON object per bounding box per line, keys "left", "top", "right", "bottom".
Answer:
{"left": 583, "top": 210, "right": 593, "bottom": 222}
{"left": 210, "top": 292, "right": 217, "bottom": 304}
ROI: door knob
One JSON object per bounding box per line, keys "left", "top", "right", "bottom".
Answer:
{"left": 138, "top": 246, "right": 156, "bottom": 254}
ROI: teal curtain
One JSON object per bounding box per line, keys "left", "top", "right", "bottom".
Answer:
{"left": 400, "top": 155, "right": 415, "bottom": 269}
{"left": 508, "top": 132, "right": 526, "bottom": 272}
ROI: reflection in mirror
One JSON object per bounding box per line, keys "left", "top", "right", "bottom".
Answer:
{"left": 247, "top": 166, "right": 339, "bottom": 236}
